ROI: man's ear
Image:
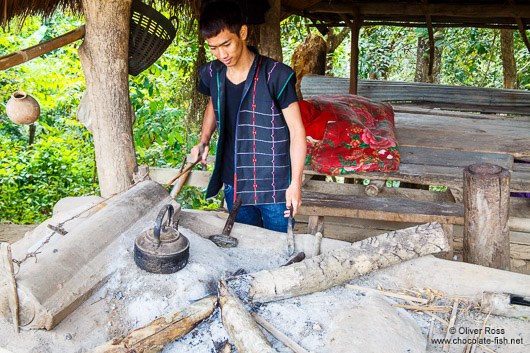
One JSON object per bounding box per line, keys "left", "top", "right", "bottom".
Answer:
{"left": 240, "top": 25, "right": 248, "bottom": 41}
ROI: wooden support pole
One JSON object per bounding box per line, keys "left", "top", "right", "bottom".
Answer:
{"left": 515, "top": 17, "right": 530, "bottom": 53}
{"left": 349, "top": 12, "right": 361, "bottom": 95}
{"left": 463, "top": 163, "right": 510, "bottom": 270}
{"left": 0, "top": 26, "right": 85, "bottom": 71}
{"left": 307, "top": 215, "right": 324, "bottom": 235}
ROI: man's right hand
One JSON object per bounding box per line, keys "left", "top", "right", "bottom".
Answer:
{"left": 191, "top": 142, "right": 210, "bottom": 169}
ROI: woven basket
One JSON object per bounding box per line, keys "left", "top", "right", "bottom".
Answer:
{"left": 128, "top": 0, "right": 176, "bottom": 76}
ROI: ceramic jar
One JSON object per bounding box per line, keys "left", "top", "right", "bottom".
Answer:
{"left": 5, "top": 91, "right": 40, "bottom": 124}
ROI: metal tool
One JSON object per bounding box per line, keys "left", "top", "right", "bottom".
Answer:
{"left": 134, "top": 204, "right": 190, "bottom": 274}
{"left": 286, "top": 207, "right": 295, "bottom": 256}
{"left": 209, "top": 197, "right": 241, "bottom": 248}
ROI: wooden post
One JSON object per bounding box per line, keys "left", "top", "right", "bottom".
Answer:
{"left": 260, "top": 0, "right": 282, "bottom": 62}
{"left": 463, "top": 163, "right": 510, "bottom": 270}
{"left": 307, "top": 215, "right": 324, "bottom": 235}
{"left": 78, "top": 0, "right": 138, "bottom": 198}
{"left": 349, "top": 12, "right": 361, "bottom": 95}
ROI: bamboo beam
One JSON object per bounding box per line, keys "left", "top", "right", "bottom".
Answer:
{"left": 305, "top": 22, "right": 526, "bottom": 30}
{"left": 0, "top": 26, "right": 85, "bottom": 71}
{"left": 305, "top": 3, "right": 530, "bottom": 20}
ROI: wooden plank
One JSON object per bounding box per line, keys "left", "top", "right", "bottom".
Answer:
{"left": 393, "top": 104, "right": 530, "bottom": 122}
{"left": 395, "top": 113, "right": 530, "bottom": 157}
{"left": 300, "top": 191, "right": 465, "bottom": 224}
{"left": 150, "top": 168, "right": 211, "bottom": 189}
{"left": 513, "top": 162, "right": 530, "bottom": 173}
{"left": 300, "top": 75, "right": 530, "bottom": 115}
{"left": 400, "top": 146, "right": 514, "bottom": 169}
{"left": 302, "top": 179, "right": 454, "bottom": 202}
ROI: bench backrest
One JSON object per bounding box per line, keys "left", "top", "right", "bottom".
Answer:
{"left": 300, "top": 75, "right": 530, "bottom": 115}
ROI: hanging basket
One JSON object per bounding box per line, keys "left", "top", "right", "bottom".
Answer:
{"left": 128, "top": 0, "right": 176, "bottom": 76}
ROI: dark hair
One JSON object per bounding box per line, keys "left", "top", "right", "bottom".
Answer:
{"left": 199, "top": 1, "right": 244, "bottom": 39}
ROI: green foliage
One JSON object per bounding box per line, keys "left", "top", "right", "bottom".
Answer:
{"left": 0, "top": 125, "right": 98, "bottom": 224}
{"left": 2, "top": 11, "right": 529, "bottom": 225}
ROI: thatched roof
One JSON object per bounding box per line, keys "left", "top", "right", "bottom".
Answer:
{"left": 2, "top": 0, "right": 529, "bottom": 30}
{"left": 1, "top": 0, "right": 195, "bottom": 26}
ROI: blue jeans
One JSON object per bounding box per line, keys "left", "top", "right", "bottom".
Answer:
{"left": 224, "top": 184, "right": 289, "bottom": 233}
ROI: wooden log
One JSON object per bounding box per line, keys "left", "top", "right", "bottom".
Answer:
{"left": 0, "top": 181, "right": 180, "bottom": 330}
{"left": 463, "top": 163, "right": 510, "bottom": 270}
{"left": 89, "top": 296, "right": 217, "bottom": 353}
{"left": 0, "top": 26, "right": 85, "bottom": 71}
{"left": 218, "top": 281, "right": 277, "bottom": 353}
{"left": 0, "top": 243, "right": 18, "bottom": 333}
{"left": 225, "top": 222, "right": 449, "bottom": 303}
{"left": 481, "top": 291, "right": 530, "bottom": 319}
{"left": 312, "top": 231, "right": 323, "bottom": 257}
{"left": 365, "top": 180, "right": 386, "bottom": 197}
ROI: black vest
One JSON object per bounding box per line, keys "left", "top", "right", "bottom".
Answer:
{"left": 199, "top": 49, "right": 295, "bottom": 205}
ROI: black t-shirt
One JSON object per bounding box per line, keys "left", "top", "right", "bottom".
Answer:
{"left": 221, "top": 79, "right": 244, "bottom": 184}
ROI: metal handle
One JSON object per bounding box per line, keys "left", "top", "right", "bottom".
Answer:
{"left": 153, "top": 204, "right": 174, "bottom": 246}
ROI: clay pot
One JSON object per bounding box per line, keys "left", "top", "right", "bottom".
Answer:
{"left": 5, "top": 91, "right": 40, "bottom": 124}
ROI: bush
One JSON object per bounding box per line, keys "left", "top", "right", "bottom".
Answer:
{"left": 0, "top": 131, "right": 98, "bottom": 224}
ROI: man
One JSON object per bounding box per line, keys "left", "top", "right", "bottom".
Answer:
{"left": 190, "top": 0, "right": 306, "bottom": 232}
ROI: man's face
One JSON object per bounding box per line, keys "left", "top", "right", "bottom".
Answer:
{"left": 206, "top": 26, "right": 247, "bottom": 67}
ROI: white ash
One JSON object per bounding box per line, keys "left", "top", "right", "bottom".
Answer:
{"left": 1, "top": 222, "right": 529, "bottom": 353}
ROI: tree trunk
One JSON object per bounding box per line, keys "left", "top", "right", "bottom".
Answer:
{"left": 500, "top": 29, "right": 517, "bottom": 89}
{"left": 325, "top": 27, "right": 349, "bottom": 75}
{"left": 463, "top": 163, "right": 510, "bottom": 270}
{"left": 78, "top": 0, "right": 137, "bottom": 198}
{"left": 260, "top": 0, "right": 282, "bottom": 62}
{"left": 414, "top": 30, "right": 443, "bottom": 83}
{"left": 291, "top": 33, "right": 327, "bottom": 98}
{"left": 226, "top": 222, "right": 449, "bottom": 303}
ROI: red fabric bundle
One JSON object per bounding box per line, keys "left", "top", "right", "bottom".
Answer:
{"left": 299, "top": 94, "right": 400, "bottom": 174}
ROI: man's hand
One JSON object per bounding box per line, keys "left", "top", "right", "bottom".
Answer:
{"left": 284, "top": 184, "right": 302, "bottom": 217}
{"left": 190, "top": 143, "right": 210, "bottom": 169}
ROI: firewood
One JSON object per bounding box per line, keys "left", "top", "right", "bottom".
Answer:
{"left": 89, "top": 296, "right": 217, "bottom": 353}
{"left": 252, "top": 313, "right": 310, "bottom": 353}
{"left": 218, "top": 281, "right": 277, "bottom": 353}
{"left": 225, "top": 222, "right": 449, "bottom": 303}
{"left": 345, "top": 284, "right": 428, "bottom": 304}
{"left": 443, "top": 301, "right": 459, "bottom": 352}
